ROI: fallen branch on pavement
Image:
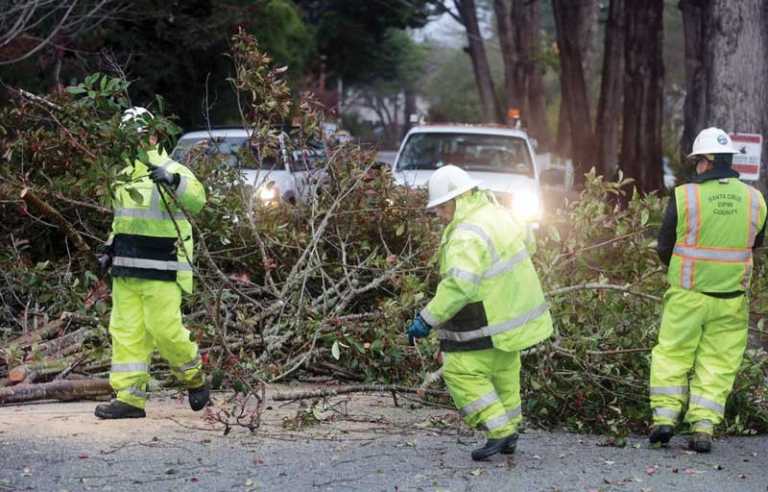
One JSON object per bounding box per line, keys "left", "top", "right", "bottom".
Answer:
{"left": 0, "top": 378, "right": 111, "bottom": 405}
{"left": 273, "top": 384, "right": 449, "bottom": 402}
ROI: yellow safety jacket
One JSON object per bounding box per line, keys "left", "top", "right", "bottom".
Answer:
{"left": 668, "top": 178, "right": 766, "bottom": 292}
{"left": 420, "top": 191, "right": 553, "bottom": 352}
{"left": 107, "top": 147, "right": 206, "bottom": 293}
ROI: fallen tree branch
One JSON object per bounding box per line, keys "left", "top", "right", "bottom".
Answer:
{"left": 0, "top": 378, "right": 111, "bottom": 405}
{"left": 273, "top": 384, "right": 449, "bottom": 402}
{"left": 546, "top": 283, "right": 661, "bottom": 302}
{"left": 20, "top": 187, "right": 95, "bottom": 263}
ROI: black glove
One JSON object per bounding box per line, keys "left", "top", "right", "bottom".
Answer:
{"left": 97, "top": 253, "right": 112, "bottom": 276}
{"left": 148, "top": 164, "right": 180, "bottom": 189}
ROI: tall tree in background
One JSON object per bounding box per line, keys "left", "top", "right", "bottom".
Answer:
{"left": 595, "top": 0, "right": 625, "bottom": 178}
{"left": 553, "top": 0, "right": 596, "bottom": 186}
{"left": 681, "top": 0, "right": 768, "bottom": 188}
{"left": 679, "top": 0, "right": 709, "bottom": 162}
{"left": 452, "top": 0, "right": 501, "bottom": 122}
{"left": 621, "top": 0, "right": 664, "bottom": 193}
{"left": 493, "top": 0, "right": 551, "bottom": 149}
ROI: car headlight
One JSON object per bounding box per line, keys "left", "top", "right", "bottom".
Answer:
{"left": 510, "top": 190, "right": 542, "bottom": 222}
{"left": 258, "top": 182, "right": 279, "bottom": 202}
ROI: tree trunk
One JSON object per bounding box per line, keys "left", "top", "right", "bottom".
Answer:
{"left": 402, "top": 89, "right": 417, "bottom": 139}
{"left": 679, "top": 0, "right": 709, "bottom": 163}
{"left": 494, "top": 0, "right": 550, "bottom": 148}
{"left": 595, "top": 0, "right": 626, "bottom": 179}
{"left": 705, "top": 0, "right": 768, "bottom": 189}
{"left": 621, "top": 0, "right": 664, "bottom": 193}
{"left": 553, "top": 0, "right": 596, "bottom": 187}
{"left": 456, "top": 0, "right": 500, "bottom": 122}
{"left": 494, "top": 0, "right": 521, "bottom": 116}
{"left": 525, "top": 1, "right": 551, "bottom": 151}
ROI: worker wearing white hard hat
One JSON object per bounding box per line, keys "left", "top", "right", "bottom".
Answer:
{"left": 650, "top": 127, "right": 766, "bottom": 453}
{"left": 407, "top": 164, "right": 552, "bottom": 461}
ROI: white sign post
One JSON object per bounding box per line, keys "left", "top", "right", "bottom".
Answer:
{"left": 729, "top": 133, "right": 762, "bottom": 182}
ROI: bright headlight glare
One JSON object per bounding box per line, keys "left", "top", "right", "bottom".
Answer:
{"left": 259, "top": 185, "right": 277, "bottom": 201}
{"left": 511, "top": 190, "right": 541, "bottom": 221}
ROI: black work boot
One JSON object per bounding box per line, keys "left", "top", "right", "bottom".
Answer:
{"left": 94, "top": 399, "right": 146, "bottom": 419}
{"left": 648, "top": 425, "right": 674, "bottom": 446}
{"left": 500, "top": 433, "right": 519, "bottom": 454}
{"left": 188, "top": 385, "right": 210, "bottom": 411}
{"left": 471, "top": 433, "right": 518, "bottom": 461}
{"left": 688, "top": 432, "right": 712, "bottom": 453}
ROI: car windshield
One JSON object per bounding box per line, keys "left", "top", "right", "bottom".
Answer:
{"left": 171, "top": 136, "right": 284, "bottom": 170}
{"left": 397, "top": 132, "right": 533, "bottom": 176}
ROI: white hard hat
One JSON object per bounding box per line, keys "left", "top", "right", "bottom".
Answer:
{"left": 121, "top": 106, "right": 154, "bottom": 133}
{"left": 688, "top": 127, "right": 738, "bottom": 157}
{"left": 426, "top": 165, "right": 482, "bottom": 209}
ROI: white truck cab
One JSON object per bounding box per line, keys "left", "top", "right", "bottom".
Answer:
{"left": 393, "top": 124, "right": 543, "bottom": 222}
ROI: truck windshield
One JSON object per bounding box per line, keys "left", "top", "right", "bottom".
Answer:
{"left": 397, "top": 133, "right": 533, "bottom": 177}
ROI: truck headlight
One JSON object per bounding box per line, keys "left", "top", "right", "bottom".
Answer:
{"left": 511, "top": 190, "right": 541, "bottom": 222}
{"left": 258, "top": 182, "right": 279, "bottom": 202}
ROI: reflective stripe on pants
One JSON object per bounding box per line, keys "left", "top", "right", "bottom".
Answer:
{"left": 650, "top": 286, "right": 747, "bottom": 427}
{"left": 109, "top": 277, "right": 204, "bottom": 409}
{"left": 443, "top": 348, "right": 522, "bottom": 439}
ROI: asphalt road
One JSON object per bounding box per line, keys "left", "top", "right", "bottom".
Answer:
{"left": 1, "top": 390, "right": 766, "bottom": 492}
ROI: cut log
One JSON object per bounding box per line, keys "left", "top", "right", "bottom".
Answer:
{"left": 37, "top": 326, "right": 92, "bottom": 356}
{"left": 8, "top": 359, "right": 72, "bottom": 384}
{"left": 0, "top": 379, "right": 111, "bottom": 405}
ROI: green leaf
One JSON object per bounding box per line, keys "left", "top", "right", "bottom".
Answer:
{"left": 126, "top": 187, "right": 144, "bottom": 204}
{"left": 331, "top": 340, "right": 341, "bottom": 360}
{"left": 66, "top": 86, "right": 87, "bottom": 95}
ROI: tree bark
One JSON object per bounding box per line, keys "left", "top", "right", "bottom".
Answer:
{"left": 494, "top": 0, "right": 550, "bottom": 148}
{"left": 553, "top": 0, "right": 597, "bottom": 187}
{"left": 704, "top": 0, "right": 768, "bottom": 189}
{"left": 0, "top": 378, "right": 111, "bottom": 405}
{"left": 620, "top": 0, "right": 664, "bottom": 193}
{"left": 679, "top": 0, "right": 710, "bottom": 163}
{"left": 456, "top": 0, "right": 501, "bottom": 122}
{"left": 595, "top": 0, "right": 626, "bottom": 179}
{"left": 525, "top": 1, "right": 551, "bottom": 151}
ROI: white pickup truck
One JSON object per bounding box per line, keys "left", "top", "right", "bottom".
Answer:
{"left": 392, "top": 124, "right": 544, "bottom": 222}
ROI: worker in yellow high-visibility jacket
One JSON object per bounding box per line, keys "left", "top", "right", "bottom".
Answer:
{"left": 95, "top": 107, "right": 208, "bottom": 419}
{"left": 650, "top": 127, "right": 766, "bottom": 452}
{"left": 407, "top": 165, "right": 552, "bottom": 461}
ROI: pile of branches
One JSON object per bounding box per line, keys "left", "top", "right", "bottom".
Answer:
{"left": 1, "top": 31, "right": 766, "bottom": 436}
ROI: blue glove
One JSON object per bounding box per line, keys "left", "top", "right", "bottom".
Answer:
{"left": 407, "top": 314, "right": 432, "bottom": 345}
{"left": 148, "top": 164, "right": 180, "bottom": 188}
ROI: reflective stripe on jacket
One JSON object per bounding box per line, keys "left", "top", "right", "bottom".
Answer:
{"left": 667, "top": 179, "right": 766, "bottom": 292}
{"left": 420, "top": 191, "right": 553, "bottom": 352}
{"left": 108, "top": 147, "right": 206, "bottom": 293}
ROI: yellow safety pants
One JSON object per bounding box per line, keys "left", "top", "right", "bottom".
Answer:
{"left": 109, "top": 277, "right": 203, "bottom": 409}
{"left": 650, "top": 286, "right": 748, "bottom": 434}
{"left": 443, "top": 348, "right": 522, "bottom": 439}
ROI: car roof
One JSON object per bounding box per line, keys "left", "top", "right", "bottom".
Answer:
{"left": 406, "top": 124, "right": 530, "bottom": 139}
{"left": 177, "top": 128, "right": 251, "bottom": 140}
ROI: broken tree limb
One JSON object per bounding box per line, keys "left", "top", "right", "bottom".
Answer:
{"left": 272, "top": 384, "right": 449, "bottom": 402}
{"left": 20, "top": 187, "right": 95, "bottom": 262}
{"left": 546, "top": 283, "right": 661, "bottom": 302}
{"left": 37, "top": 326, "right": 92, "bottom": 356}
{"left": 0, "top": 378, "right": 111, "bottom": 405}
{"left": 417, "top": 367, "right": 444, "bottom": 398}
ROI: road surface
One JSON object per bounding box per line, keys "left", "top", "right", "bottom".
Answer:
{"left": 0, "top": 386, "right": 765, "bottom": 491}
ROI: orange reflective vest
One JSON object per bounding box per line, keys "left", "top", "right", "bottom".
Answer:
{"left": 668, "top": 178, "right": 766, "bottom": 292}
